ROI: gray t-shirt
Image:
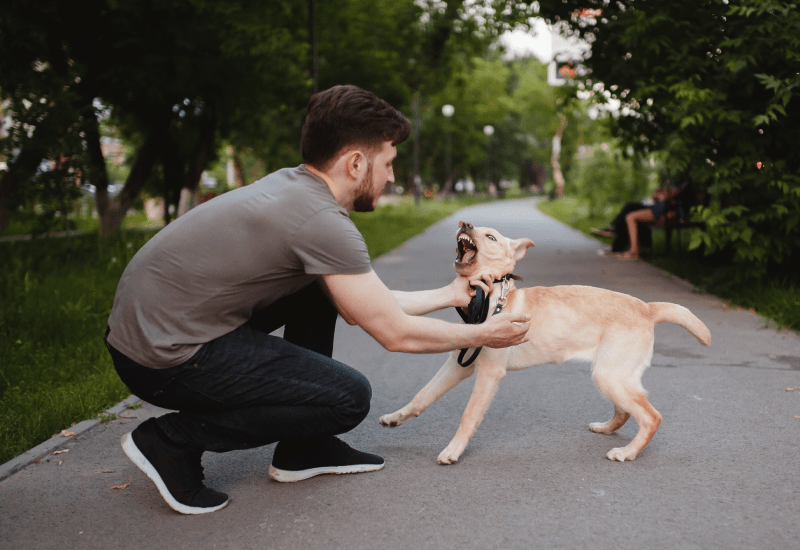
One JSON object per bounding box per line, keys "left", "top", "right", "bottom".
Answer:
{"left": 107, "top": 165, "right": 371, "bottom": 368}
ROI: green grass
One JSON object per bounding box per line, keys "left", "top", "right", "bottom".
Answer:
{"left": 0, "top": 231, "right": 158, "bottom": 464}
{"left": 538, "top": 196, "right": 800, "bottom": 332}
{"left": 0, "top": 194, "right": 497, "bottom": 464}
{"left": 2, "top": 209, "right": 161, "bottom": 237}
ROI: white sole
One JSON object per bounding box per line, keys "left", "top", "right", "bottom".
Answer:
{"left": 121, "top": 432, "right": 228, "bottom": 515}
{"left": 268, "top": 461, "right": 385, "bottom": 483}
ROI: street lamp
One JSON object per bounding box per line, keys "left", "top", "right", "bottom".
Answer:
{"left": 483, "top": 125, "right": 494, "bottom": 194}
{"left": 442, "top": 105, "right": 454, "bottom": 192}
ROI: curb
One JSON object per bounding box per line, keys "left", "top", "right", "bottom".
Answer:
{"left": 0, "top": 395, "right": 141, "bottom": 483}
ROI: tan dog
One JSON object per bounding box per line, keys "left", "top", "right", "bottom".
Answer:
{"left": 379, "top": 221, "right": 711, "bottom": 463}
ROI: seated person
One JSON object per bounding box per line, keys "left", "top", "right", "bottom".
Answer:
{"left": 591, "top": 172, "right": 692, "bottom": 259}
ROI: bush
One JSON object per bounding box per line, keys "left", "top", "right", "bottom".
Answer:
{"left": 566, "top": 146, "right": 657, "bottom": 218}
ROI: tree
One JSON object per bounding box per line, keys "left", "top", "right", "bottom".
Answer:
{"left": 1, "top": 0, "right": 309, "bottom": 236}
{"left": 535, "top": 0, "right": 800, "bottom": 277}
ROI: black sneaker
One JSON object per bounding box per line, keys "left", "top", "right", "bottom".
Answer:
{"left": 268, "top": 436, "right": 384, "bottom": 483}
{"left": 121, "top": 418, "right": 228, "bottom": 514}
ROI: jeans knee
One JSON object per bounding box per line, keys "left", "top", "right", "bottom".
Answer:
{"left": 342, "top": 373, "right": 371, "bottom": 427}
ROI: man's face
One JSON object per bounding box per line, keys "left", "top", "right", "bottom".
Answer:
{"left": 353, "top": 141, "right": 396, "bottom": 213}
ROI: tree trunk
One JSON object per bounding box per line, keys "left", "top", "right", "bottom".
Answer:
{"left": 178, "top": 112, "right": 216, "bottom": 217}
{"left": 0, "top": 171, "right": 14, "bottom": 235}
{"left": 551, "top": 113, "right": 568, "bottom": 198}
{"left": 97, "top": 131, "right": 162, "bottom": 237}
{"left": 233, "top": 150, "right": 246, "bottom": 187}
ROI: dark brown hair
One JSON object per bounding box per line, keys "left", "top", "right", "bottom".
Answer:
{"left": 301, "top": 85, "right": 411, "bottom": 170}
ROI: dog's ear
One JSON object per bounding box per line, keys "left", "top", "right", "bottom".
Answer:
{"left": 510, "top": 238, "right": 535, "bottom": 261}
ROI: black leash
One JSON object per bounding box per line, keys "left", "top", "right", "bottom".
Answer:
{"left": 455, "top": 274, "right": 519, "bottom": 367}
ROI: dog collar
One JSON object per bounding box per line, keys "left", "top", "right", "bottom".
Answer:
{"left": 455, "top": 273, "right": 519, "bottom": 367}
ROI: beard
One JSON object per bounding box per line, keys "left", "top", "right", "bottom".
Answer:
{"left": 352, "top": 164, "right": 379, "bottom": 213}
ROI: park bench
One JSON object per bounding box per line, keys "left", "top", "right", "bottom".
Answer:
{"left": 642, "top": 213, "right": 705, "bottom": 254}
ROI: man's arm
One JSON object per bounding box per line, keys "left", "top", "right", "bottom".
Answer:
{"left": 321, "top": 270, "right": 529, "bottom": 354}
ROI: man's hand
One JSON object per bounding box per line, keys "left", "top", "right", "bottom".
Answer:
{"left": 450, "top": 274, "right": 493, "bottom": 308}
{"left": 481, "top": 312, "right": 531, "bottom": 348}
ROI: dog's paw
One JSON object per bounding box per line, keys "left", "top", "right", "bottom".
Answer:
{"left": 379, "top": 413, "right": 404, "bottom": 428}
{"left": 606, "top": 446, "right": 639, "bottom": 462}
{"left": 437, "top": 446, "right": 461, "bottom": 465}
{"left": 589, "top": 422, "right": 615, "bottom": 434}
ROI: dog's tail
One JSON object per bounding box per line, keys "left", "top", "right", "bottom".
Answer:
{"left": 648, "top": 302, "right": 711, "bottom": 346}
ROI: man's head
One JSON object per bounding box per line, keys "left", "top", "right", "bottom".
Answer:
{"left": 301, "top": 85, "right": 410, "bottom": 172}
{"left": 302, "top": 85, "right": 410, "bottom": 212}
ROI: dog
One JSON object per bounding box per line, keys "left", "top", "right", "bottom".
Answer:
{"left": 379, "top": 221, "right": 711, "bottom": 463}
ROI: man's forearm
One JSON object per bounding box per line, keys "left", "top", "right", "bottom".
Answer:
{"left": 392, "top": 286, "right": 457, "bottom": 316}
{"left": 381, "top": 315, "right": 484, "bottom": 353}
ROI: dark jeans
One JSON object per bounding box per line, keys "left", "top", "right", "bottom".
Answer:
{"left": 104, "top": 282, "right": 371, "bottom": 453}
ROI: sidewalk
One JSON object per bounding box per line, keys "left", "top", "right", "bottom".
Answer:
{"left": 1, "top": 198, "right": 798, "bottom": 550}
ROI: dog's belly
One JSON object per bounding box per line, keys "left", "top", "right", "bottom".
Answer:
{"left": 506, "top": 341, "right": 597, "bottom": 371}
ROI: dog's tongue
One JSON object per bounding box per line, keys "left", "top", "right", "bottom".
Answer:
{"left": 462, "top": 250, "right": 476, "bottom": 263}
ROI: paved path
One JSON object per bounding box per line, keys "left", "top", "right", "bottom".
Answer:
{"left": 2, "top": 199, "right": 798, "bottom": 550}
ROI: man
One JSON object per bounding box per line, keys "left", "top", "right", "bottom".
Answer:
{"left": 105, "top": 85, "right": 530, "bottom": 515}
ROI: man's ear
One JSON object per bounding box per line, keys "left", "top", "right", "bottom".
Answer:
{"left": 510, "top": 238, "right": 535, "bottom": 261}
{"left": 345, "top": 150, "right": 366, "bottom": 180}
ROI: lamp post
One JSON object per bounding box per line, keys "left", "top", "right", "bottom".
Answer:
{"left": 483, "top": 125, "right": 494, "bottom": 194}
{"left": 442, "top": 104, "right": 454, "bottom": 193}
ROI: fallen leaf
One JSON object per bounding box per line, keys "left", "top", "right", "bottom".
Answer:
{"left": 53, "top": 449, "right": 69, "bottom": 455}
{"left": 101, "top": 470, "right": 115, "bottom": 473}
{"left": 60, "top": 430, "right": 77, "bottom": 437}
{"left": 70, "top": 422, "right": 76, "bottom": 427}
{"left": 111, "top": 482, "right": 131, "bottom": 490}
{"left": 58, "top": 461, "right": 63, "bottom": 465}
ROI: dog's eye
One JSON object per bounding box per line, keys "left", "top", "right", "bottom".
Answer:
{"left": 487, "top": 235, "right": 496, "bottom": 241}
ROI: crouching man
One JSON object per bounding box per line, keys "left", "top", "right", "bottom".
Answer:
{"left": 104, "top": 85, "right": 530, "bottom": 514}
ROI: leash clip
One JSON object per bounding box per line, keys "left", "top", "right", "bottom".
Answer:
{"left": 497, "top": 277, "right": 510, "bottom": 307}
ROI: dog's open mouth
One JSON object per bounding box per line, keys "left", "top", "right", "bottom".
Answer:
{"left": 456, "top": 233, "right": 478, "bottom": 265}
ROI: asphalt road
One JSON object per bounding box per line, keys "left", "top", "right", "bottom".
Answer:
{"left": 2, "top": 198, "right": 798, "bottom": 550}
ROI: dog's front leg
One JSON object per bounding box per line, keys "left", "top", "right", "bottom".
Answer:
{"left": 380, "top": 354, "right": 474, "bottom": 428}
{"left": 438, "top": 350, "right": 509, "bottom": 465}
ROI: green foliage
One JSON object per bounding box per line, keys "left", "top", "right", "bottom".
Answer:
{"left": 566, "top": 145, "right": 657, "bottom": 217}
{"left": 536, "top": 0, "right": 800, "bottom": 279}
{"left": 415, "top": 55, "right": 605, "bottom": 191}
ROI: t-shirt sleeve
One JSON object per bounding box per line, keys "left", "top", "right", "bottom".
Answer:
{"left": 291, "top": 207, "right": 372, "bottom": 275}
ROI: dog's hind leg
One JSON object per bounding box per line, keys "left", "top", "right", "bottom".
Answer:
{"left": 589, "top": 404, "right": 630, "bottom": 435}
{"left": 591, "top": 334, "right": 661, "bottom": 462}
{"left": 379, "top": 354, "right": 474, "bottom": 428}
